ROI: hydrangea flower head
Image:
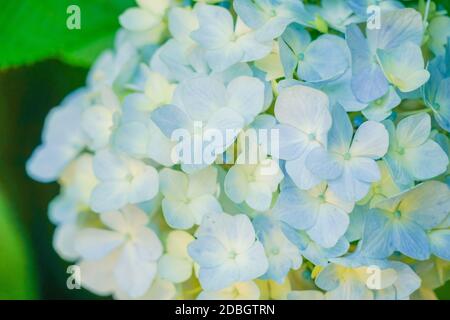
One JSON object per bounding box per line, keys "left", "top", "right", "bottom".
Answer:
{"left": 383, "top": 113, "right": 448, "bottom": 189}
{"left": 275, "top": 179, "right": 353, "bottom": 248}
{"left": 90, "top": 149, "right": 159, "bottom": 213}
{"left": 191, "top": 4, "right": 272, "bottom": 72}
{"left": 274, "top": 85, "right": 331, "bottom": 190}
{"left": 306, "top": 105, "right": 389, "bottom": 202}
{"left": 159, "top": 166, "right": 221, "bottom": 229}
{"left": 358, "top": 181, "right": 450, "bottom": 260}
{"left": 75, "top": 205, "right": 163, "bottom": 298}
{"left": 26, "top": 0, "right": 450, "bottom": 300}
{"left": 224, "top": 148, "right": 283, "bottom": 211}
{"left": 346, "top": 8, "right": 424, "bottom": 102}
{"left": 188, "top": 212, "right": 269, "bottom": 291}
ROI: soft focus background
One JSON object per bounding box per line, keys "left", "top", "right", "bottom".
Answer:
{"left": 0, "top": 0, "right": 449, "bottom": 299}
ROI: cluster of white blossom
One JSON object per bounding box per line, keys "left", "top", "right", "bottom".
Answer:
{"left": 27, "top": 0, "right": 450, "bottom": 300}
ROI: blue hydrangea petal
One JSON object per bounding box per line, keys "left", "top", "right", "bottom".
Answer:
{"left": 429, "top": 230, "right": 450, "bottom": 261}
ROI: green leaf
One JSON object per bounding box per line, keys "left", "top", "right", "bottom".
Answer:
{"left": 435, "top": 0, "right": 450, "bottom": 12}
{"left": 0, "top": 189, "right": 38, "bottom": 299}
{"left": 0, "top": 0, "right": 134, "bottom": 69}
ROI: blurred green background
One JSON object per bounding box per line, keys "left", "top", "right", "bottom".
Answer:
{"left": 0, "top": 0, "right": 449, "bottom": 299}
{"left": 0, "top": 0, "right": 134, "bottom": 299}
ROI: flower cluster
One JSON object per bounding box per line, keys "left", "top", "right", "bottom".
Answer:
{"left": 28, "top": 0, "right": 450, "bottom": 300}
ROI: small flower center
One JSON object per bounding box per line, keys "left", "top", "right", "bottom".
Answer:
{"left": 231, "top": 287, "right": 240, "bottom": 298}
{"left": 124, "top": 232, "right": 134, "bottom": 241}
{"left": 228, "top": 251, "right": 238, "bottom": 260}
{"left": 318, "top": 193, "right": 326, "bottom": 203}
{"left": 343, "top": 152, "right": 351, "bottom": 160}
{"left": 298, "top": 52, "right": 305, "bottom": 61}
{"left": 271, "top": 248, "right": 280, "bottom": 256}
{"left": 308, "top": 132, "right": 316, "bottom": 141}
{"left": 302, "top": 270, "right": 311, "bottom": 280}
{"left": 373, "top": 185, "right": 382, "bottom": 194}
{"left": 394, "top": 210, "right": 402, "bottom": 219}
{"left": 374, "top": 98, "right": 383, "bottom": 106}
{"left": 247, "top": 170, "right": 258, "bottom": 182}
{"left": 434, "top": 102, "right": 441, "bottom": 111}
{"left": 397, "top": 147, "right": 405, "bottom": 155}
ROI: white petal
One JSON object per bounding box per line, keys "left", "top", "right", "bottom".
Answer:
{"left": 223, "top": 214, "right": 257, "bottom": 252}
{"left": 198, "top": 281, "right": 260, "bottom": 300}
{"left": 75, "top": 229, "right": 124, "bottom": 260}
{"left": 306, "top": 147, "right": 343, "bottom": 180}
{"left": 129, "top": 166, "right": 159, "bottom": 204}
{"left": 113, "top": 122, "right": 148, "bottom": 158}
{"left": 90, "top": 181, "right": 129, "bottom": 213}
{"left": 124, "top": 206, "right": 152, "bottom": 230}
{"left": 162, "top": 199, "right": 195, "bottom": 229}
{"left": 137, "top": 0, "right": 169, "bottom": 16}
{"left": 205, "top": 108, "right": 245, "bottom": 152}
{"left": 306, "top": 204, "right": 349, "bottom": 248}
{"left": 377, "top": 42, "right": 429, "bottom": 92}
{"left": 134, "top": 227, "right": 163, "bottom": 261}
{"left": 350, "top": 157, "right": 381, "bottom": 183}
{"left": 399, "top": 181, "right": 450, "bottom": 229}
{"left": 246, "top": 182, "right": 273, "bottom": 211}
{"left": 147, "top": 121, "right": 177, "bottom": 166}
{"left": 168, "top": 7, "right": 198, "bottom": 42}
{"left": 275, "top": 85, "right": 331, "bottom": 134}
{"left": 81, "top": 106, "right": 114, "bottom": 150}
{"left": 167, "top": 230, "right": 195, "bottom": 259}
{"left": 328, "top": 104, "right": 353, "bottom": 154}
{"left": 276, "top": 124, "right": 309, "bottom": 160}
{"left": 227, "top": 76, "right": 265, "bottom": 124}
{"left": 405, "top": 140, "right": 449, "bottom": 181}
{"left": 235, "top": 242, "right": 269, "bottom": 281}
{"left": 159, "top": 168, "right": 189, "bottom": 200}
{"left": 286, "top": 146, "right": 322, "bottom": 190}
{"left": 239, "top": 32, "right": 272, "bottom": 61}
{"left": 151, "top": 104, "right": 193, "bottom": 138}
{"left": 188, "top": 166, "right": 218, "bottom": 198}
{"left": 328, "top": 165, "right": 372, "bottom": 202}
{"left": 188, "top": 235, "right": 228, "bottom": 268}
{"left": 199, "top": 262, "right": 239, "bottom": 291}
{"left": 224, "top": 165, "right": 249, "bottom": 204}
{"left": 158, "top": 254, "right": 193, "bottom": 283}
{"left": 366, "top": 8, "right": 423, "bottom": 49}
{"left": 93, "top": 149, "right": 128, "bottom": 181}
{"left": 205, "top": 45, "right": 245, "bottom": 72}
{"left": 114, "top": 244, "right": 158, "bottom": 298}
{"left": 273, "top": 187, "right": 320, "bottom": 230}
{"left": 53, "top": 224, "right": 79, "bottom": 261}
{"left": 350, "top": 121, "right": 389, "bottom": 159}
{"left": 188, "top": 195, "right": 222, "bottom": 225}
{"left": 78, "top": 253, "right": 118, "bottom": 296}
{"left": 179, "top": 76, "right": 227, "bottom": 121}
{"left": 191, "top": 4, "right": 234, "bottom": 49}
{"left": 288, "top": 290, "right": 325, "bottom": 300}
{"left": 392, "top": 220, "right": 430, "bottom": 260}
{"left": 429, "top": 230, "right": 450, "bottom": 261}
{"left": 396, "top": 113, "right": 431, "bottom": 148}
{"left": 26, "top": 144, "right": 80, "bottom": 183}
{"left": 119, "top": 8, "right": 160, "bottom": 31}
{"left": 100, "top": 211, "right": 129, "bottom": 233}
